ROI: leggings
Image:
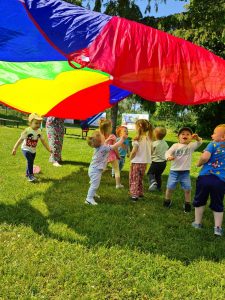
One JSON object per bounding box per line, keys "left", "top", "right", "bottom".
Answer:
{"left": 110, "top": 160, "right": 120, "bottom": 178}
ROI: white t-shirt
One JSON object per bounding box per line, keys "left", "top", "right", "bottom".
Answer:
{"left": 152, "top": 140, "right": 169, "bottom": 162}
{"left": 165, "top": 141, "right": 202, "bottom": 171}
{"left": 131, "top": 136, "right": 152, "bottom": 164}
{"left": 21, "top": 127, "right": 42, "bottom": 153}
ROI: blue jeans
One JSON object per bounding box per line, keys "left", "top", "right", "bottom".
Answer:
{"left": 86, "top": 168, "right": 102, "bottom": 200}
{"left": 167, "top": 170, "right": 191, "bottom": 190}
{"left": 22, "top": 150, "right": 36, "bottom": 177}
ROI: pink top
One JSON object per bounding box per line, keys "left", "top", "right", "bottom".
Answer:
{"left": 105, "top": 134, "right": 118, "bottom": 162}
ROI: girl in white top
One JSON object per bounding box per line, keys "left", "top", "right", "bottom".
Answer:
{"left": 129, "top": 119, "right": 153, "bottom": 201}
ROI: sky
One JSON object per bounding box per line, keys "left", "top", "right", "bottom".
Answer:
{"left": 83, "top": 0, "right": 190, "bottom": 17}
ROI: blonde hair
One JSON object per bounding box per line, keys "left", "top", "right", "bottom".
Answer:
{"left": 28, "top": 113, "right": 43, "bottom": 124}
{"left": 134, "top": 119, "right": 153, "bottom": 141}
{"left": 155, "top": 127, "right": 167, "bottom": 140}
{"left": 87, "top": 131, "right": 102, "bottom": 148}
{"left": 116, "top": 125, "right": 127, "bottom": 137}
{"left": 216, "top": 124, "right": 225, "bottom": 130}
{"left": 99, "top": 118, "right": 112, "bottom": 136}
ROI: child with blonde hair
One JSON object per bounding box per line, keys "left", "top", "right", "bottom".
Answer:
{"left": 86, "top": 130, "right": 127, "bottom": 205}
{"left": 129, "top": 119, "right": 153, "bottom": 201}
{"left": 99, "top": 119, "right": 124, "bottom": 188}
{"left": 192, "top": 124, "right": 225, "bottom": 236}
{"left": 12, "top": 113, "right": 51, "bottom": 182}
{"left": 148, "top": 127, "right": 169, "bottom": 192}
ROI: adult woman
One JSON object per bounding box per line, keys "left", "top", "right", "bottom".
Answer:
{"left": 46, "top": 117, "right": 64, "bottom": 167}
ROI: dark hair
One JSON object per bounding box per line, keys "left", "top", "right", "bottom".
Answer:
{"left": 178, "top": 127, "right": 193, "bottom": 136}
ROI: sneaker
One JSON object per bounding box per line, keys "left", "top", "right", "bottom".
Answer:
{"left": 163, "top": 199, "right": 172, "bottom": 208}
{"left": 192, "top": 222, "right": 203, "bottom": 229}
{"left": 27, "top": 175, "right": 36, "bottom": 182}
{"left": 85, "top": 199, "right": 98, "bottom": 205}
{"left": 52, "top": 161, "right": 62, "bottom": 167}
{"left": 184, "top": 202, "right": 191, "bottom": 213}
{"left": 214, "top": 226, "right": 223, "bottom": 236}
{"left": 149, "top": 181, "right": 157, "bottom": 191}
{"left": 130, "top": 196, "right": 138, "bottom": 202}
{"left": 116, "top": 184, "right": 124, "bottom": 189}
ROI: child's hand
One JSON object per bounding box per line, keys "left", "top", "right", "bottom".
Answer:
{"left": 167, "top": 156, "right": 175, "bottom": 161}
{"left": 12, "top": 149, "right": 16, "bottom": 156}
{"left": 192, "top": 134, "right": 201, "bottom": 141}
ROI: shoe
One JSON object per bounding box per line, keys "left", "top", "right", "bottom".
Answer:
{"left": 94, "top": 193, "right": 100, "bottom": 199}
{"left": 130, "top": 196, "right": 138, "bottom": 202}
{"left": 149, "top": 181, "right": 157, "bottom": 191}
{"left": 85, "top": 199, "right": 98, "bottom": 205}
{"left": 116, "top": 184, "right": 124, "bottom": 189}
{"left": 27, "top": 175, "right": 36, "bottom": 182}
{"left": 184, "top": 202, "right": 191, "bottom": 213}
{"left": 192, "top": 222, "right": 203, "bottom": 229}
{"left": 214, "top": 226, "right": 223, "bottom": 236}
{"left": 52, "top": 161, "right": 62, "bottom": 167}
{"left": 163, "top": 199, "right": 172, "bottom": 208}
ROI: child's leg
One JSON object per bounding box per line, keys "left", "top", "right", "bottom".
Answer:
{"left": 147, "top": 163, "right": 156, "bottom": 185}
{"left": 154, "top": 161, "right": 167, "bottom": 189}
{"left": 119, "top": 157, "right": 125, "bottom": 171}
{"left": 86, "top": 170, "right": 102, "bottom": 201}
{"left": 180, "top": 171, "right": 192, "bottom": 203}
{"left": 111, "top": 160, "right": 121, "bottom": 187}
{"left": 213, "top": 211, "right": 223, "bottom": 228}
{"left": 129, "top": 163, "right": 139, "bottom": 198}
{"left": 138, "top": 164, "right": 147, "bottom": 196}
{"left": 165, "top": 188, "right": 173, "bottom": 200}
{"left": 22, "top": 150, "right": 36, "bottom": 176}
{"left": 193, "top": 176, "right": 210, "bottom": 224}
{"left": 194, "top": 206, "right": 205, "bottom": 224}
{"left": 165, "top": 171, "right": 178, "bottom": 202}
{"left": 184, "top": 190, "right": 191, "bottom": 203}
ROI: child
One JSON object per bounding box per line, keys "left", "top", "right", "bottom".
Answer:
{"left": 164, "top": 127, "right": 202, "bottom": 212}
{"left": 99, "top": 119, "right": 124, "bottom": 188}
{"left": 112, "top": 126, "right": 130, "bottom": 176}
{"left": 129, "top": 119, "right": 153, "bottom": 201}
{"left": 12, "top": 113, "right": 51, "bottom": 182}
{"left": 148, "top": 127, "right": 169, "bottom": 192}
{"left": 192, "top": 124, "right": 225, "bottom": 236}
{"left": 86, "top": 130, "right": 127, "bottom": 205}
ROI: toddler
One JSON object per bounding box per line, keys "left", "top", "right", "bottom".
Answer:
{"left": 164, "top": 127, "right": 202, "bottom": 212}
{"left": 12, "top": 113, "right": 51, "bottom": 182}
{"left": 192, "top": 124, "right": 225, "bottom": 236}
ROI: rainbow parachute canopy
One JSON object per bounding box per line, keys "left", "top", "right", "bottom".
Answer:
{"left": 0, "top": 0, "right": 225, "bottom": 119}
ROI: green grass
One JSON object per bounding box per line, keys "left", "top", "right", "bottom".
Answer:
{"left": 1, "top": 126, "right": 225, "bottom": 299}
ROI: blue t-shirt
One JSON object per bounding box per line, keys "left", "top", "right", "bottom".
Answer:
{"left": 117, "top": 138, "right": 129, "bottom": 157}
{"left": 199, "top": 142, "right": 225, "bottom": 182}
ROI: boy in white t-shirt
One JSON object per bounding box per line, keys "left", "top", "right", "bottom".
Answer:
{"left": 164, "top": 127, "right": 202, "bottom": 212}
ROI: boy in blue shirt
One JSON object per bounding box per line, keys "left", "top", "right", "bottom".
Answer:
{"left": 192, "top": 124, "right": 225, "bottom": 236}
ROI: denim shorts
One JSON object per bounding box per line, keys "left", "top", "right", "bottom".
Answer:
{"left": 167, "top": 170, "right": 191, "bottom": 191}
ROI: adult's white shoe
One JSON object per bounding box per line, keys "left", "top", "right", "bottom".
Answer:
{"left": 85, "top": 199, "right": 98, "bottom": 205}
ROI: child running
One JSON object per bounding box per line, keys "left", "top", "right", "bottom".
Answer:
{"left": 112, "top": 126, "right": 130, "bottom": 176}
{"left": 129, "top": 119, "right": 153, "bottom": 201}
{"left": 86, "top": 131, "right": 127, "bottom": 205}
{"left": 192, "top": 124, "right": 225, "bottom": 236}
{"left": 164, "top": 127, "right": 202, "bottom": 212}
{"left": 148, "top": 127, "right": 169, "bottom": 192}
{"left": 99, "top": 119, "right": 124, "bottom": 188}
{"left": 12, "top": 113, "right": 51, "bottom": 182}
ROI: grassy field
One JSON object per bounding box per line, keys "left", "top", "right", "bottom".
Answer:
{"left": 0, "top": 125, "right": 225, "bottom": 299}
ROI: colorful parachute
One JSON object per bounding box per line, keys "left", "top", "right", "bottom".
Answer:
{"left": 0, "top": 0, "right": 225, "bottom": 119}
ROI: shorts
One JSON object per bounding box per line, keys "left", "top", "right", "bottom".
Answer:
{"left": 193, "top": 175, "right": 225, "bottom": 212}
{"left": 167, "top": 170, "right": 191, "bottom": 191}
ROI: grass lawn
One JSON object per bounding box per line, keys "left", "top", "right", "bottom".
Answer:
{"left": 0, "top": 125, "right": 225, "bottom": 299}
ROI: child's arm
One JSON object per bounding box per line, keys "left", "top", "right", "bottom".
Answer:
{"left": 165, "top": 144, "right": 176, "bottom": 161}
{"left": 12, "top": 137, "right": 23, "bottom": 155}
{"left": 127, "top": 144, "right": 131, "bottom": 158}
{"left": 196, "top": 151, "right": 211, "bottom": 167}
{"left": 110, "top": 135, "right": 127, "bottom": 151}
{"left": 130, "top": 144, "right": 138, "bottom": 160}
{"left": 40, "top": 136, "right": 52, "bottom": 152}
{"left": 192, "top": 133, "right": 202, "bottom": 142}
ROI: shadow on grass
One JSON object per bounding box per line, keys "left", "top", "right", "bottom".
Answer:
{"left": 1, "top": 165, "right": 224, "bottom": 263}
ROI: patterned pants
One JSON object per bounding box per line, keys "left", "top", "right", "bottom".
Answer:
{"left": 129, "top": 163, "right": 147, "bottom": 197}
{"left": 46, "top": 117, "right": 64, "bottom": 162}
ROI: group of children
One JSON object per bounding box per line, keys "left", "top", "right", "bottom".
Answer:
{"left": 12, "top": 113, "right": 225, "bottom": 236}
